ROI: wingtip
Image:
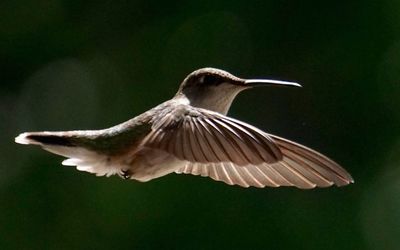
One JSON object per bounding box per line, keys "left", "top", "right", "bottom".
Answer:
{"left": 342, "top": 172, "right": 355, "bottom": 185}
{"left": 337, "top": 176, "right": 355, "bottom": 187}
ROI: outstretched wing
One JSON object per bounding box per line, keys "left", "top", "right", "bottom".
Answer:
{"left": 144, "top": 105, "right": 283, "bottom": 166}
{"left": 175, "top": 135, "right": 353, "bottom": 189}
{"left": 144, "top": 105, "right": 353, "bottom": 189}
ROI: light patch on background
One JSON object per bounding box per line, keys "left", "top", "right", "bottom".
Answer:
{"left": 361, "top": 140, "right": 400, "bottom": 250}
{"left": 377, "top": 40, "right": 400, "bottom": 121}
{"left": 0, "top": 96, "right": 31, "bottom": 188}
{"left": 85, "top": 53, "right": 140, "bottom": 125}
{"left": 1, "top": 58, "right": 100, "bottom": 188}
{"left": 16, "top": 58, "right": 100, "bottom": 131}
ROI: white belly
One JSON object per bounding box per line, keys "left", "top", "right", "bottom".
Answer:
{"left": 126, "top": 148, "right": 185, "bottom": 182}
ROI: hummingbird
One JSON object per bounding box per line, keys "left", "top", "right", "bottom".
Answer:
{"left": 15, "top": 68, "right": 353, "bottom": 189}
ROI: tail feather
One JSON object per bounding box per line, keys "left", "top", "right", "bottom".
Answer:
{"left": 26, "top": 134, "right": 75, "bottom": 146}
{"left": 15, "top": 131, "right": 121, "bottom": 177}
{"left": 15, "top": 132, "right": 80, "bottom": 158}
{"left": 15, "top": 132, "right": 75, "bottom": 147}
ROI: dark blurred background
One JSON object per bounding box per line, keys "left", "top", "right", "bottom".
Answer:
{"left": 1, "top": 1, "right": 399, "bottom": 249}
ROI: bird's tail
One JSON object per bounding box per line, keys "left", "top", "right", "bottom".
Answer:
{"left": 15, "top": 131, "right": 97, "bottom": 161}
{"left": 15, "top": 131, "right": 76, "bottom": 148}
{"left": 15, "top": 131, "right": 119, "bottom": 177}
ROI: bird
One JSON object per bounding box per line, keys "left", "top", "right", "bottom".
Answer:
{"left": 15, "top": 67, "right": 353, "bottom": 189}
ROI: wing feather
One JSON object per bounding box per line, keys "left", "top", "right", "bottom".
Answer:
{"left": 270, "top": 135, "right": 353, "bottom": 186}
{"left": 145, "top": 105, "right": 353, "bottom": 188}
{"left": 203, "top": 118, "right": 248, "bottom": 164}
{"left": 144, "top": 106, "right": 282, "bottom": 166}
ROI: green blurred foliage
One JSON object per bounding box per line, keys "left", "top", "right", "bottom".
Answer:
{"left": 1, "top": 1, "right": 399, "bottom": 249}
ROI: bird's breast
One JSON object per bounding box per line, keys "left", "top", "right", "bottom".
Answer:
{"left": 124, "top": 148, "right": 184, "bottom": 182}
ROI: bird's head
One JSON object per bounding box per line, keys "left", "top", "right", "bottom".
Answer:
{"left": 175, "top": 67, "right": 301, "bottom": 115}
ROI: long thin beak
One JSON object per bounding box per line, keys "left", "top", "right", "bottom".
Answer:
{"left": 244, "top": 79, "right": 301, "bottom": 88}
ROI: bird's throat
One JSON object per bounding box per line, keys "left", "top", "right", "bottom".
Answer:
{"left": 178, "top": 89, "right": 241, "bottom": 115}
